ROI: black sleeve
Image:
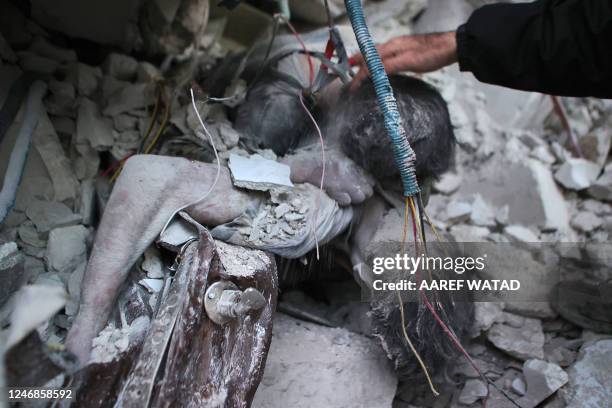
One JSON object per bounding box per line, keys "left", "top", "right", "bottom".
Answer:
{"left": 456, "top": 0, "right": 612, "bottom": 98}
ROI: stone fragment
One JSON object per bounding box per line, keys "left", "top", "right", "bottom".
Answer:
{"left": 434, "top": 172, "right": 462, "bottom": 195}
{"left": 111, "top": 130, "right": 140, "bottom": 160}
{"left": 554, "top": 158, "right": 601, "bottom": 190}
{"left": 66, "top": 62, "right": 102, "bottom": 96}
{"left": 33, "top": 112, "right": 79, "bottom": 202}
{"left": 137, "top": 61, "right": 162, "bottom": 82}
{"left": 579, "top": 126, "right": 611, "bottom": 168}
{"left": 588, "top": 162, "right": 612, "bottom": 202}
{"left": 470, "top": 302, "right": 504, "bottom": 338}
{"left": 103, "top": 83, "right": 155, "bottom": 116}
{"left": 445, "top": 199, "right": 472, "bottom": 223}
{"left": 113, "top": 114, "right": 138, "bottom": 131}
{"left": 470, "top": 194, "right": 496, "bottom": 226}
{"left": 50, "top": 116, "right": 75, "bottom": 137}
{"left": 45, "top": 79, "right": 76, "bottom": 115}
{"left": 18, "top": 222, "right": 46, "bottom": 248}
{"left": 449, "top": 224, "right": 489, "bottom": 242}
{"left": 142, "top": 246, "right": 164, "bottom": 279}
{"left": 504, "top": 225, "right": 539, "bottom": 242}
{"left": 458, "top": 379, "right": 488, "bottom": 405}
{"left": 563, "top": 339, "right": 612, "bottom": 408}
{"left": 495, "top": 205, "right": 509, "bottom": 225}
{"left": 252, "top": 313, "right": 397, "bottom": 408}
{"left": 79, "top": 180, "right": 96, "bottom": 226}
{"left": 139, "top": 278, "right": 163, "bottom": 293}
{"left": 530, "top": 145, "right": 556, "bottom": 164}
{"left": 103, "top": 53, "right": 138, "bottom": 81}
{"left": 487, "top": 316, "right": 545, "bottom": 360}
{"left": 512, "top": 376, "right": 526, "bottom": 396}
{"left": 44, "top": 225, "right": 88, "bottom": 274}
{"left": 17, "top": 51, "right": 59, "bottom": 74}
{"left": 77, "top": 98, "right": 115, "bottom": 151}
{"left": 228, "top": 154, "right": 293, "bottom": 191}
{"left": 518, "top": 359, "right": 568, "bottom": 408}
{"left": 29, "top": 36, "right": 77, "bottom": 62}
{"left": 571, "top": 211, "right": 602, "bottom": 233}
{"left": 25, "top": 200, "right": 81, "bottom": 234}
{"left": 0, "top": 242, "right": 25, "bottom": 305}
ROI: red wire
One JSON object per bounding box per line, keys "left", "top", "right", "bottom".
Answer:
{"left": 100, "top": 152, "right": 134, "bottom": 178}
{"left": 279, "top": 15, "right": 315, "bottom": 87}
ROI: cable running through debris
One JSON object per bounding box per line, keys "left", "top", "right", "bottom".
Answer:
{"left": 159, "top": 88, "right": 221, "bottom": 237}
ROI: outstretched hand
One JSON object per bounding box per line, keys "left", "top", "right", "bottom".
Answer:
{"left": 350, "top": 31, "right": 458, "bottom": 91}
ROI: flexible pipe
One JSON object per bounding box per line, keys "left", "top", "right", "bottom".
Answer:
{"left": 344, "top": 0, "right": 419, "bottom": 197}
{"left": 0, "top": 80, "right": 48, "bottom": 224}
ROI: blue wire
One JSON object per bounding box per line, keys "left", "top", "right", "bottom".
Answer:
{"left": 344, "top": 0, "right": 420, "bottom": 197}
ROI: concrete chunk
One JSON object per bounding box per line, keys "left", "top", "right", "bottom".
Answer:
{"left": 25, "top": 200, "right": 81, "bottom": 234}
{"left": 554, "top": 158, "right": 601, "bottom": 190}
{"left": 77, "top": 98, "right": 115, "bottom": 151}
{"left": 44, "top": 225, "right": 88, "bottom": 274}
{"left": 487, "top": 316, "right": 545, "bottom": 360}
{"left": 228, "top": 153, "right": 293, "bottom": 191}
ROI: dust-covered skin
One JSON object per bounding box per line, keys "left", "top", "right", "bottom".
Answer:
{"left": 65, "top": 150, "right": 371, "bottom": 366}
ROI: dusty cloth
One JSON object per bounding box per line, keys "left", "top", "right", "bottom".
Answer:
{"left": 211, "top": 183, "right": 353, "bottom": 258}
{"left": 457, "top": 0, "right": 612, "bottom": 98}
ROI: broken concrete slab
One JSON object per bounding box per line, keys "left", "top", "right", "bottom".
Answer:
{"left": 458, "top": 379, "right": 488, "bottom": 405}
{"left": 588, "top": 162, "right": 612, "bottom": 202}
{"left": 517, "top": 359, "right": 568, "bottom": 408}
{"left": 29, "top": 36, "right": 77, "bottom": 63}
{"left": 66, "top": 62, "right": 102, "bottom": 96}
{"left": 487, "top": 316, "right": 545, "bottom": 360}
{"left": 77, "top": 97, "right": 115, "bottom": 151}
{"left": 44, "top": 225, "right": 88, "bottom": 274}
{"left": 571, "top": 211, "right": 602, "bottom": 233}
{"left": 563, "top": 339, "right": 612, "bottom": 408}
{"left": 18, "top": 221, "right": 47, "bottom": 248}
{"left": 25, "top": 199, "right": 81, "bottom": 235}
{"left": 434, "top": 172, "right": 462, "bottom": 195}
{"left": 449, "top": 224, "right": 489, "bottom": 242}
{"left": 141, "top": 246, "right": 164, "bottom": 279}
{"left": 102, "top": 82, "right": 156, "bottom": 116}
{"left": 103, "top": 53, "right": 139, "bottom": 81}
{"left": 470, "top": 301, "right": 504, "bottom": 338}
{"left": 228, "top": 153, "right": 293, "bottom": 191}
{"left": 252, "top": 313, "right": 397, "bottom": 408}
{"left": 554, "top": 158, "right": 601, "bottom": 190}
{"left": 445, "top": 199, "right": 472, "bottom": 223}
{"left": 33, "top": 111, "right": 79, "bottom": 203}
{"left": 470, "top": 194, "right": 496, "bottom": 227}
{"left": 461, "top": 158, "right": 570, "bottom": 232}
{"left": 504, "top": 225, "right": 539, "bottom": 242}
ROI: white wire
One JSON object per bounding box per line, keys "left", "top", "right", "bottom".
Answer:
{"left": 158, "top": 88, "right": 222, "bottom": 237}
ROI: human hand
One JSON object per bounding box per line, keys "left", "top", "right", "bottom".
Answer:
{"left": 284, "top": 148, "right": 374, "bottom": 206}
{"left": 350, "top": 31, "right": 458, "bottom": 90}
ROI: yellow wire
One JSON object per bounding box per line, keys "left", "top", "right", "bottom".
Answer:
{"left": 398, "top": 195, "right": 440, "bottom": 397}
{"left": 143, "top": 85, "right": 170, "bottom": 155}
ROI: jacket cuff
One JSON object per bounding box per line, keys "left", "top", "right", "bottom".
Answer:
{"left": 455, "top": 24, "right": 472, "bottom": 72}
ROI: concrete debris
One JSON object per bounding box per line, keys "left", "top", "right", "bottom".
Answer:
{"left": 512, "top": 376, "right": 526, "bottom": 396}
{"left": 141, "top": 246, "right": 164, "bottom": 279}
{"left": 554, "top": 158, "right": 601, "bottom": 190}
{"left": 495, "top": 205, "right": 509, "bottom": 225}
{"left": 518, "top": 359, "right": 568, "bottom": 408}
{"left": 579, "top": 126, "right": 612, "bottom": 169}
{"left": 470, "top": 301, "right": 504, "bottom": 338}
{"left": 25, "top": 200, "right": 81, "bottom": 234}
{"left": 458, "top": 379, "right": 488, "bottom": 405}
{"left": 113, "top": 114, "right": 139, "bottom": 131}
{"left": 563, "top": 339, "right": 612, "bottom": 408}
{"left": 5, "top": 284, "right": 68, "bottom": 349}
{"left": 252, "top": 313, "right": 397, "bottom": 408}
{"left": 50, "top": 116, "right": 76, "bottom": 137}
{"left": 487, "top": 316, "right": 545, "bottom": 360}
{"left": 103, "top": 53, "right": 139, "bottom": 81}
{"left": 228, "top": 153, "right": 293, "bottom": 191}
{"left": 157, "top": 218, "right": 197, "bottom": 252}
{"left": 588, "top": 162, "right": 612, "bottom": 202}
{"left": 103, "top": 82, "right": 156, "bottom": 116}
{"left": 66, "top": 62, "right": 102, "bottom": 96}
{"left": 470, "top": 194, "right": 496, "bottom": 226}
{"left": 77, "top": 97, "right": 115, "bottom": 151}
{"left": 139, "top": 278, "right": 163, "bottom": 293}
{"left": 17, "top": 51, "right": 60, "bottom": 74}
{"left": 570, "top": 211, "right": 602, "bottom": 233}
{"left": 18, "top": 221, "right": 46, "bottom": 248}
{"left": 445, "top": 199, "right": 472, "bottom": 223}
{"left": 32, "top": 112, "right": 79, "bottom": 203}
{"left": 504, "top": 225, "right": 539, "bottom": 242}
{"left": 90, "top": 317, "right": 150, "bottom": 364}
{"left": 449, "top": 224, "right": 489, "bottom": 242}
{"left": 44, "top": 225, "right": 88, "bottom": 274}
{"left": 136, "top": 61, "right": 162, "bottom": 82}
{"left": 434, "top": 172, "right": 462, "bottom": 195}
{"left": 111, "top": 129, "right": 140, "bottom": 160}
{"left": 79, "top": 180, "right": 96, "bottom": 226}
{"left": 29, "top": 36, "right": 77, "bottom": 63}
{"left": 530, "top": 144, "right": 556, "bottom": 165}
{"left": 45, "top": 79, "right": 76, "bottom": 115}
{"left": 0, "top": 242, "right": 25, "bottom": 306}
